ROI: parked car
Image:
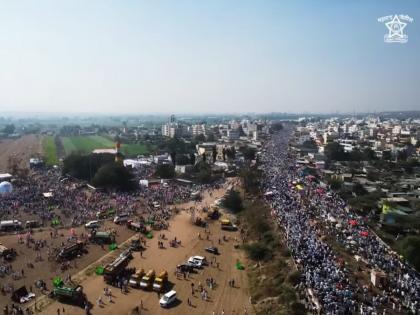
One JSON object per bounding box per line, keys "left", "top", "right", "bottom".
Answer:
{"left": 176, "top": 263, "right": 194, "bottom": 273}
{"left": 114, "top": 214, "right": 129, "bottom": 224}
{"left": 159, "top": 290, "right": 176, "bottom": 308}
{"left": 85, "top": 221, "right": 100, "bottom": 229}
{"left": 205, "top": 246, "right": 219, "bottom": 255}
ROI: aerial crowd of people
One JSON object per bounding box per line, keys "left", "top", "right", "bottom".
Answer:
{"left": 261, "top": 127, "right": 420, "bottom": 314}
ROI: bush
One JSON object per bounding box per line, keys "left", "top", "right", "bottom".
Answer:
{"left": 290, "top": 302, "right": 306, "bottom": 315}
{"left": 244, "top": 243, "right": 271, "bottom": 261}
{"left": 287, "top": 270, "right": 302, "bottom": 286}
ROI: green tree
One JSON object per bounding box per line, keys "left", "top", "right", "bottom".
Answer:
{"left": 352, "top": 183, "right": 368, "bottom": 196}
{"left": 194, "top": 134, "right": 206, "bottom": 142}
{"left": 324, "top": 142, "right": 347, "bottom": 161}
{"left": 62, "top": 153, "right": 115, "bottom": 181}
{"left": 194, "top": 161, "right": 212, "bottom": 183}
{"left": 240, "top": 146, "right": 256, "bottom": 161}
{"left": 222, "top": 190, "right": 243, "bottom": 213}
{"left": 399, "top": 236, "right": 420, "bottom": 271}
{"left": 270, "top": 122, "right": 283, "bottom": 132}
{"left": 92, "top": 162, "right": 136, "bottom": 191}
{"left": 3, "top": 124, "right": 15, "bottom": 134}
{"left": 206, "top": 133, "right": 216, "bottom": 142}
{"left": 382, "top": 150, "right": 392, "bottom": 161}
{"left": 225, "top": 147, "right": 236, "bottom": 160}
{"left": 155, "top": 164, "right": 175, "bottom": 179}
{"left": 240, "top": 168, "right": 260, "bottom": 193}
{"left": 328, "top": 177, "right": 342, "bottom": 190}
{"left": 302, "top": 139, "right": 317, "bottom": 149}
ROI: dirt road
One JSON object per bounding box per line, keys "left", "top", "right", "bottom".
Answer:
{"left": 40, "top": 186, "right": 252, "bottom": 315}
{"left": 0, "top": 135, "right": 43, "bottom": 172}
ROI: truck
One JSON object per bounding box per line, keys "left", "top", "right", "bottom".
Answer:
{"left": 139, "top": 269, "right": 155, "bottom": 290}
{"left": 0, "top": 220, "right": 22, "bottom": 232}
{"left": 56, "top": 241, "right": 86, "bottom": 262}
{"left": 129, "top": 269, "right": 145, "bottom": 288}
{"left": 153, "top": 270, "right": 168, "bottom": 292}
{"left": 220, "top": 219, "right": 238, "bottom": 231}
{"left": 49, "top": 285, "right": 86, "bottom": 306}
{"left": 88, "top": 230, "right": 115, "bottom": 244}
{"left": 103, "top": 253, "right": 131, "bottom": 285}
{"left": 127, "top": 220, "right": 148, "bottom": 233}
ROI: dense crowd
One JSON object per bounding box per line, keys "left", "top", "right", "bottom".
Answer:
{"left": 0, "top": 167, "right": 208, "bottom": 228}
{"left": 260, "top": 127, "right": 420, "bottom": 314}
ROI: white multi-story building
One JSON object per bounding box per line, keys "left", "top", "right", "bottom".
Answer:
{"left": 191, "top": 124, "right": 207, "bottom": 137}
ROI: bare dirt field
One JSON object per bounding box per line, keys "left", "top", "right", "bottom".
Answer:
{"left": 36, "top": 185, "right": 252, "bottom": 315}
{"left": 0, "top": 135, "right": 43, "bottom": 172}
{"left": 0, "top": 221, "right": 136, "bottom": 308}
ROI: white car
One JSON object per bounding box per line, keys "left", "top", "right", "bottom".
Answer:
{"left": 84, "top": 220, "right": 100, "bottom": 229}
{"left": 187, "top": 256, "right": 207, "bottom": 268}
{"left": 159, "top": 290, "right": 176, "bottom": 307}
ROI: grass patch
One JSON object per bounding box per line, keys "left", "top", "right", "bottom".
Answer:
{"left": 42, "top": 136, "right": 58, "bottom": 166}
{"left": 61, "top": 135, "right": 115, "bottom": 155}
{"left": 240, "top": 198, "right": 304, "bottom": 315}
{"left": 61, "top": 135, "right": 153, "bottom": 157}
{"left": 121, "top": 143, "right": 150, "bottom": 157}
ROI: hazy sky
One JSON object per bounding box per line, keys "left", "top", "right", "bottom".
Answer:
{"left": 0, "top": 1, "right": 419, "bottom": 114}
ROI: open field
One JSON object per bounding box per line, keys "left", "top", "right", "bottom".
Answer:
{"left": 42, "top": 136, "right": 59, "bottom": 166}
{"left": 29, "top": 183, "right": 252, "bottom": 315}
{"left": 61, "top": 136, "right": 115, "bottom": 155}
{"left": 60, "top": 135, "right": 152, "bottom": 157}
{"left": 120, "top": 143, "right": 150, "bottom": 157}
{"left": 0, "top": 221, "right": 136, "bottom": 309}
{"left": 0, "top": 135, "right": 43, "bottom": 172}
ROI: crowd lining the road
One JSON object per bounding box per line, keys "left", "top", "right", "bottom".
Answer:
{"left": 261, "top": 127, "right": 420, "bottom": 314}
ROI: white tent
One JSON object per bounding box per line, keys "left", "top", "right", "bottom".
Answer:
{"left": 0, "top": 181, "right": 13, "bottom": 195}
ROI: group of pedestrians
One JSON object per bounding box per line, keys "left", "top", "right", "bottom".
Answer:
{"left": 260, "top": 127, "right": 420, "bottom": 314}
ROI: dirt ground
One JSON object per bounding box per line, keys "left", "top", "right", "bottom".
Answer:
{"left": 0, "top": 221, "right": 136, "bottom": 308}
{"left": 36, "top": 184, "right": 252, "bottom": 315}
{"left": 0, "top": 135, "right": 43, "bottom": 172}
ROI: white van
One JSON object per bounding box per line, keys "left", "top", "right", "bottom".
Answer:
{"left": 159, "top": 290, "right": 176, "bottom": 307}
{"left": 113, "top": 214, "right": 129, "bottom": 224}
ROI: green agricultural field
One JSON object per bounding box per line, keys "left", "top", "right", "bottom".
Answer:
{"left": 42, "top": 136, "right": 59, "bottom": 166}
{"left": 61, "top": 135, "right": 115, "bottom": 155}
{"left": 120, "top": 143, "right": 151, "bottom": 157}
{"left": 60, "top": 135, "right": 153, "bottom": 157}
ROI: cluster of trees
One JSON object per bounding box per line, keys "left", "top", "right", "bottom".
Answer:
{"left": 222, "top": 190, "right": 243, "bottom": 213}
{"left": 240, "top": 167, "right": 260, "bottom": 193}
{"left": 324, "top": 142, "right": 377, "bottom": 162}
{"left": 62, "top": 153, "right": 136, "bottom": 191}
{"left": 270, "top": 122, "right": 284, "bottom": 132}
{"left": 239, "top": 146, "right": 256, "bottom": 161}
{"left": 193, "top": 161, "right": 212, "bottom": 183}
{"left": 155, "top": 163, "right": 175, "bottom": 179}
{"left": 399, "top": 236, "right": 420, "bottom": 271}
{"left": 2, "top": 124, "right": 15, "bottom": 134}
{"left": 222, "top": 147, "right": 236, "bottom": 160}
